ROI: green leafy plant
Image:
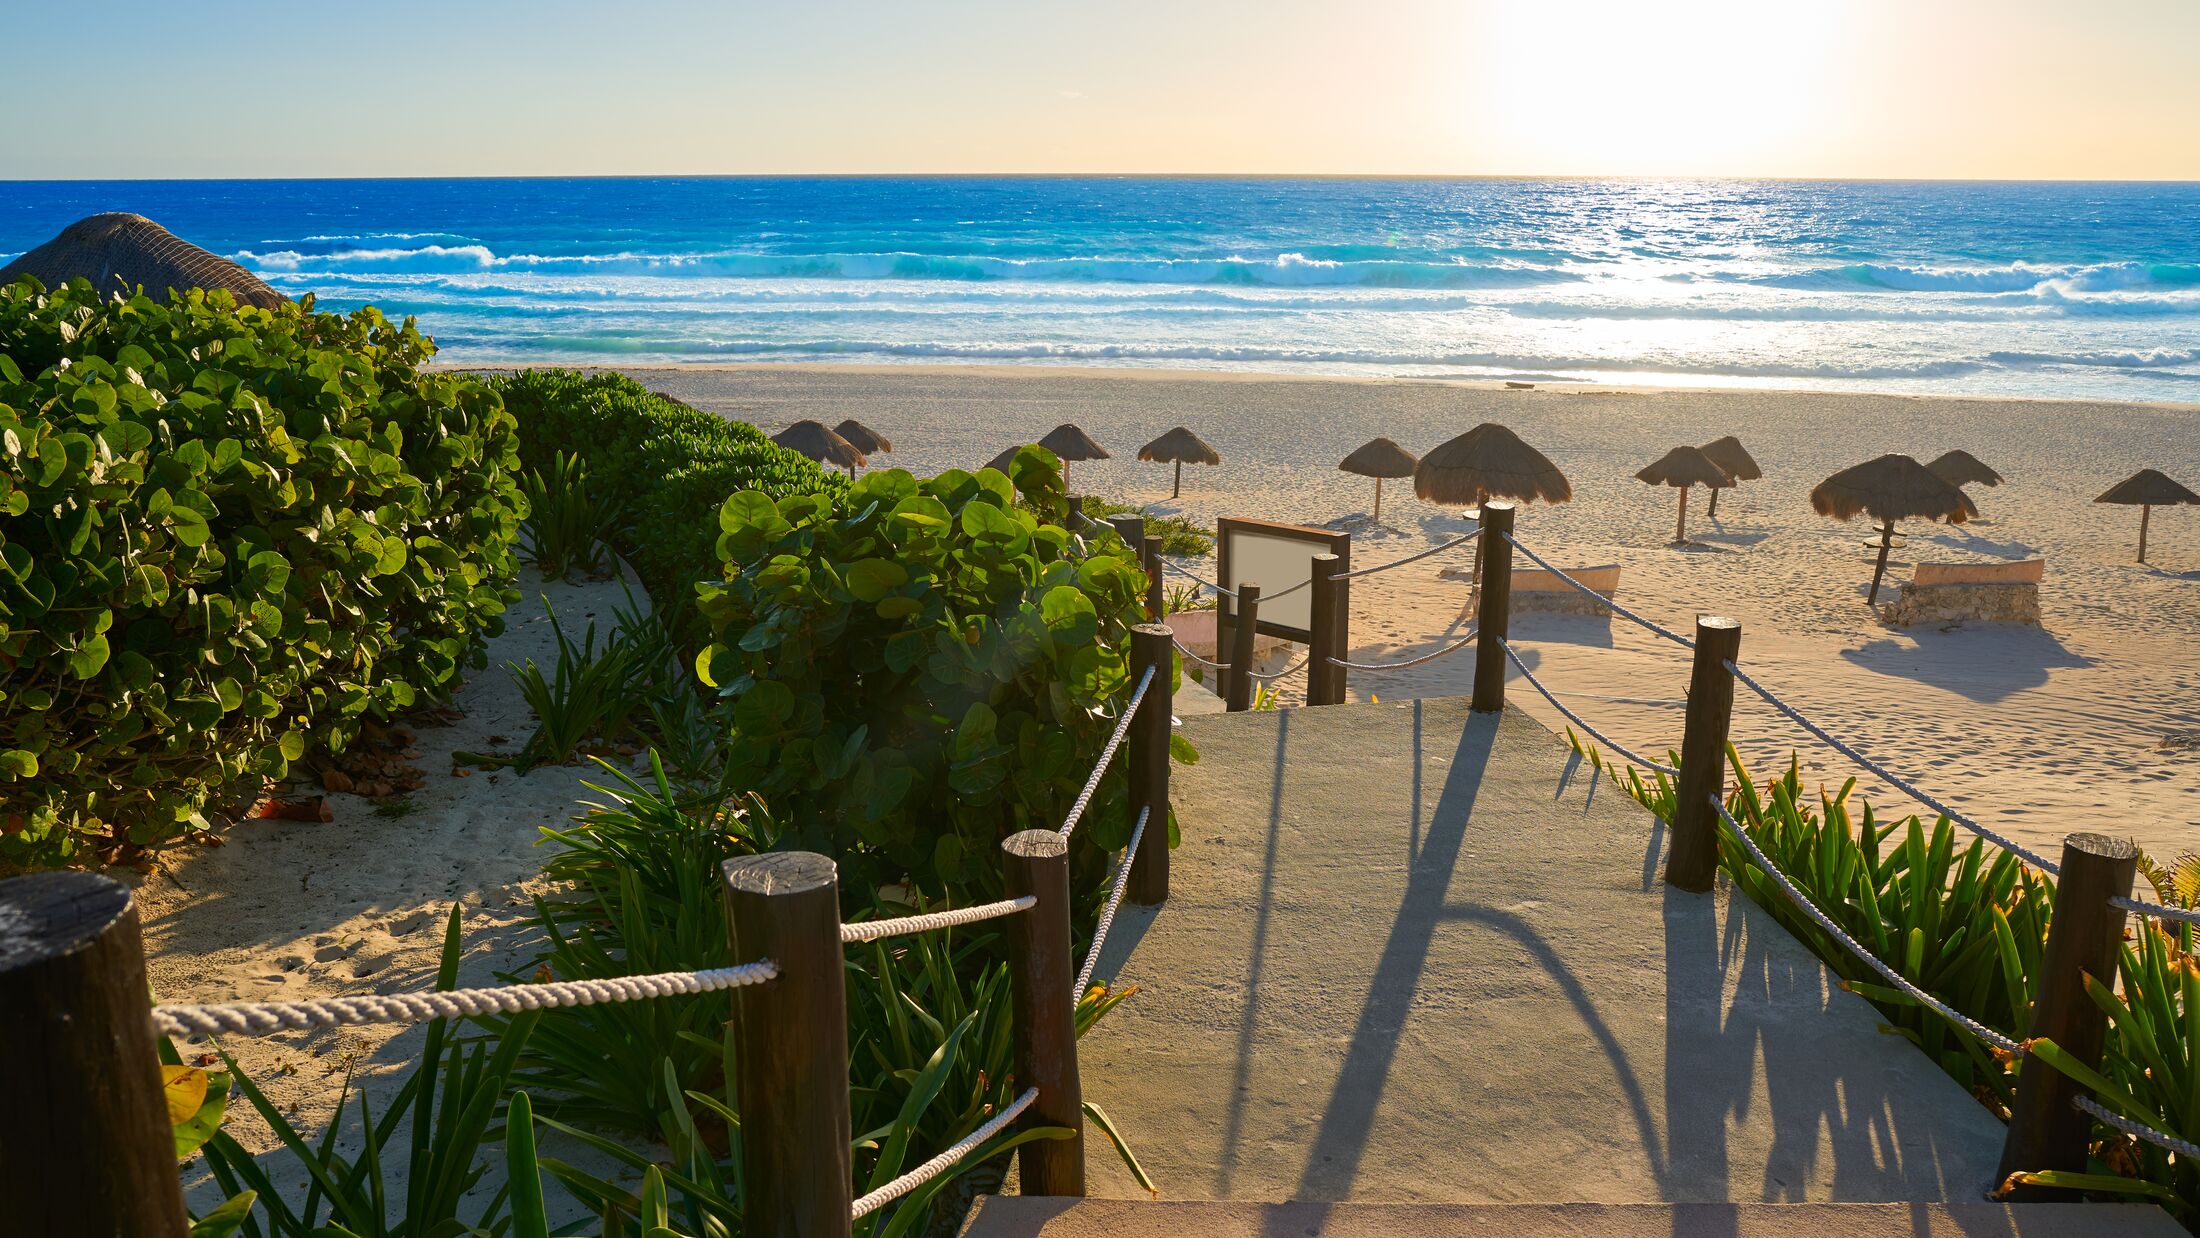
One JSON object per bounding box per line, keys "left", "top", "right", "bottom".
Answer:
{"left": 696, "top": 447, "right": 1192, "bottom": 909}
{"left": 1161, "top": 583, "right": 1214, "bottom": 615}
{"left": 0, "top": 276, "right": 524, "bottom": 867}
{"left": 192, "top": 907, "right": 544, "bottom": 1237}
{"left": 519, "top": 450, "right": 621, "bottom": 580}
{"left": 471, "top": 597, "right": 648, "bottom": 773}
{"left": 490, "top": 369, "right": 845, "bottom": 629}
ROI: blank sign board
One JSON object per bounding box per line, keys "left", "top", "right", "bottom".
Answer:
{"left": 1218, "top": 518, "right": 1351, "bottom": 640}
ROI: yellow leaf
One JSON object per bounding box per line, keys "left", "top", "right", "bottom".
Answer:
{"left": 162, "top": 1064, "right": 208, "bottom": 1125}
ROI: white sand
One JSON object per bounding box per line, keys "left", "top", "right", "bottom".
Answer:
{"left": 617, "top": 364, "right": 2200, "bottom": 861}
{"left": 139, "top": 568, "right": 648, "bottom": 1213}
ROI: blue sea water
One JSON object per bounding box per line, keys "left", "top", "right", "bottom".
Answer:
{"left": 4, "top": 177, "right": 2199, "bottom": 401}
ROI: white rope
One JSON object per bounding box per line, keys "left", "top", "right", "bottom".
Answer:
{"left": 1712, "top": 796, "right": 2022, "bottom": 1053}
{"left": 1500, "top": 639, "right": 1678, "bottom": 775}
{"left": 1058, "top": 665, "right": 1156, "bottom": 839}
{"left": 840, "top": 897, "right": 1035, "bottom": 944}
{"left": 1326, "top": 630, "right": 1478, "bottom": 672}
{"left": 1335, "top": 526, "right": 1481, "bottom": 579}
{"left": 1246, "top": 649, "right": 1313, "bottom": 682}
{"left": 1501, "top": 533, "right": 1698, "bottom": 650}
{"left": 1172, "top": 638, "right": 1230, "bottom": 672}
{"left": 1160, "top": 559, "right": 1234, "bottom": 599}
{"left": 1074, "top": 807, "right": 1149, "bottom": 1002}
{"left": 1724, "top": 659, "right": 2063, "bottom": 875}
{"left": 2073, "top": 1094, "right": 2200, "bottom": 1161}
{"left": 151, "top": 963, "right": 781, "bottom": 1040}
{"left": 2111, "top": 894, "right": 2200, "bottom": 928}
{"left": 851, "top": 1086, "right": 1040, "bottom": 1219}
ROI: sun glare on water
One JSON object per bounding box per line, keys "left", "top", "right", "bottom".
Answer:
{"left": 1467, "top": 0, "right": 1847, "bottom": 175}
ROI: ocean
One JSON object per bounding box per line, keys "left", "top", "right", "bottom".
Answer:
{"left": 4, "top": 177, "right": 2198, "bottom": 402}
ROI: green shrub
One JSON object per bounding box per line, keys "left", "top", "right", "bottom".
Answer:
{"left": 696, "top": 445, "right": 1189, "bottom": 909}
{"left": 519, "top": 449, "right": 620, "bottom": 580}
{"left": 490, "top": 369, "right": 844, "bottom": 618}
{"left": 0, "top": 277, "right": 524, "bottom": 866}
{"left": 1075, "top": 494, "right": 1211, "bottom": 557}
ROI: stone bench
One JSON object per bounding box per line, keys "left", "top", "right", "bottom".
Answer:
{"left": 1443, "top": 563, "right": 1621, "bottom": 619}
{"left": 1880, "top": 558, "right": 2044, "bottom": 626}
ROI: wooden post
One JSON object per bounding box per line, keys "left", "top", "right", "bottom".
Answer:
{"left": 1226, "top": 581, "right": 1261, "bottom": 712}
{"left": 1001, "top": 831, "right": 1085, "bottom": 1195}
{"left": 1997, "top": 833, "right": 2139, "bottom": 1197}
{"left": 2139, "top": 503, "right": 2152, "bottom": 564}
{"left": 1674, "top": 488, "right": 1689, "bottom": 544}
{"left": 1127, "top": 623, "right": 1174, "bottom": 905}
{"left": 1708, "top": 485, "right": 1721, "bottom": 519}
{"left": 1471, "top": 501, "right": 1516, "bottom": 713}
{"left": 1307, "top": 552, "right": 1349, "bottom": 706}
{"left": 1142, "top": 534, "right": 1166, "bottom": 621}
{"left": 722, "top": 853, "right": 851, "bottom": 1238}
{"left": 1868, "top": 518, "right": 1895, "bottom": 606}
{"left": 1106, "top": 514, "right": 1144, "bottom": 550}
{"left": 0, "top": 872, "right": 190, "bottom": 1238}
{"left": 1666, "top": 616, "right": 1743, "bottom": 893}
{"left": 1065, "top": 494, "right": 1083, "bottom": 532}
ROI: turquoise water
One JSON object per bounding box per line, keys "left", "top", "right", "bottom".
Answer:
{"left": 5, "top": 177, "right": 2198, "bottom": 400}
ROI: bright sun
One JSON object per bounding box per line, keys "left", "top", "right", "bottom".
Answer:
{"left": 1467, "top": 0, "right": 1847, "bottom": 174}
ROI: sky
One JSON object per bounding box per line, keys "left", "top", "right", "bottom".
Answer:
{"left": 4, "top": 0, "right": 2199, "bottom": 180}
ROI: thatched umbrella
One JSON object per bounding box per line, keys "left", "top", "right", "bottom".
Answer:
{"left": 0, "top": 213, "right": 285, "bottom": 309}
{"left": 1037, "top": 425, "right": 1109, "bottom": 490}
{"left": 1138, "top": 427, "right": 1220, "bottom": 499}
{"left": 1698, "top": 435, "right": 1761, "bottom": 517}
{"left": 1925, "top": 450, "right": 2003, "bottom": 490}
{"left": 2096, "top": 469, "right": 2200, "bottom": 563}
{"left": 1414, "top": 422, "right": 1572, "bottom": 507}
{"left": 835, "top": 419, "right": 892, "bottom": 458}
{"left": 1637, "top": 446, "right": 1734, "bottom": 544}
{"left": 772, "top": 420, "right": 867, "bottom": 475}
{"left": 1810, "top": 454, "right": 1977, "bottom": 605}
{"left": 1338, "top": 437, "right": 1417, "bottom": 521}
{"left": 984, "top": 444, "right": 1025, "bottom": 473}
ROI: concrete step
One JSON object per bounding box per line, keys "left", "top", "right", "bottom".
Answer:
{"left": 962, "top": 1198, "right": 2184, "bottom": 1238}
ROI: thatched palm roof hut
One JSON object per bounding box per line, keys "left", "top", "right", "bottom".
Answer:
{"left": 985, "top": 444, "right": 1027, "bottom": 473}
{"left": 1413, "top": 423, "right": 1572, "bottom": 508}
{"left": 1810, "top": 454, "right": 1976, "bottom": 604}
{"left": 773, "top": 420, "right": 867, "bottom": 474}
{"left": 1925, "top": 450, "right": 2003, "bottom": 489}
{"left": 0, "top": 213, "right": 284, "bottom": 309}
{"left": 1698, "top": 435, "right": 1761, "bottom": 517}
{"left": 1637, "top": 445, "right": 1734, "bottom": 544}
{"left": 1036, "top": 424, "right": 1108, "bottom": 489}
{"left": 2096, "top": 468, "right": 2200, "bottom": 563}
{"left": 835, "top": 419, "right": 891, "bottom": 456}
{"left": 1339, "top": 437, "right": 1418, "bottom": 521}
{"left": 1138, "top": 426, "right": 1220, "bottom": 499}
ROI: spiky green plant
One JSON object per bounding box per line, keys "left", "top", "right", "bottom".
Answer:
{"left": 519, "top": 450, "right": 622, "bottom": 581}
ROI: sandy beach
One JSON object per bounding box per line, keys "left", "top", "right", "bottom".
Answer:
{"left": 613, "top": 363, "right": 2200, "bottom": 861}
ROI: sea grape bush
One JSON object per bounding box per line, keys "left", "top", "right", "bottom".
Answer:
{"left": 696, "top": 446, "right": 1187, "bottom": 908}
{"left": 491, "top": 369, "right": 844, "bottom": 619}
{"left": 0, "top": 277, "right": 525, "bottom": 867}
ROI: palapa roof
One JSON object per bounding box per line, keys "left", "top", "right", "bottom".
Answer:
{"left": 985, "top": 444, "right": 1027, "bottom": 473}
{"left": 1698, "top": 435, "right": 1762, "bottom": 482}
{"left": 1925, "top": 450, "right": 2003, "bottom": 489}
{"left": 1038, "top": 424, "right": 1110, "bottom": 462}
{"left": 1809, "top": 454, "right": 1976, "bottom": 524}
{"left": 772, "top": 420, "right": 867, "bottom": 469}
{"left": 834, "top": 419, "right": 891, "bottom": 455}
{"left": 1339, "top": 437, "right": 1418, "bottom": 479}
{"left": 0, "top": 213, "right": 285, "bottom": 309}
{"left": 1413, "top": 422, "right": 1572, "bottom": 506}
{"left": 1138, "top": 426, "right": 1221, "bottom": 466}
{"left": 2096, "top": 468, "right": 2200, "bottom": 506}
{"left": 1637, "top": 445, "right": 1734, "bottom": 490}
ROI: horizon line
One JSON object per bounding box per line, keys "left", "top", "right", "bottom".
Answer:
{"left": 7, "top": 172, "right": 2200, "bottom": 186}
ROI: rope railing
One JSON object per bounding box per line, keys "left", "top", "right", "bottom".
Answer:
{"left": 1709, "top": 796, "right": 2023, "bottom": 1053}
{"left": 1056, "top": 664, "right": 1156, "bottom": 839}
{"left": 1335, "top": 525, "right": 1480, "bottom": 579}
{"left": 150, "top": 962, "right": 782, "bottom": 1040}
{"left": 1160, "top": 559, "right": 1234, "bottom": 599}
{"left": 1326, "top": 629, "right": 1477, "bottom": 673}
{"left": 1500, "top": 639, "right": 1678, "bottom": 776}
{"left": 839, "top": 897, "right": 1036, "bottom": 944}
{"left": 1172, "top": 638, "right": 1230, "bottom": 672}
{"left": 1075, "top": 806, "right": 1150, "bottom": 1002}
{"left": 1723, "top": 659, "right": 2063, "bottom": 875}
{"left": 1246, "top": 649, "right": 1313, "bottom": 682}
{"left": 850, "top": 1086, "right": 1040, "bottom": 1219}
{"left": 1502, "top": 532, "right": 1698, "bottom": 650}
{"left": 2072, "top": 1094, "right": 2200, "bottom": 1162}
{"left": 2110, "top": 893, "right": 2200, "bottom": 928}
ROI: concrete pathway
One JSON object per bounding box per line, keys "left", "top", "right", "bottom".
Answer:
{"left": 1076, "top": 698, "right": 2014, "bottom": 1204}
